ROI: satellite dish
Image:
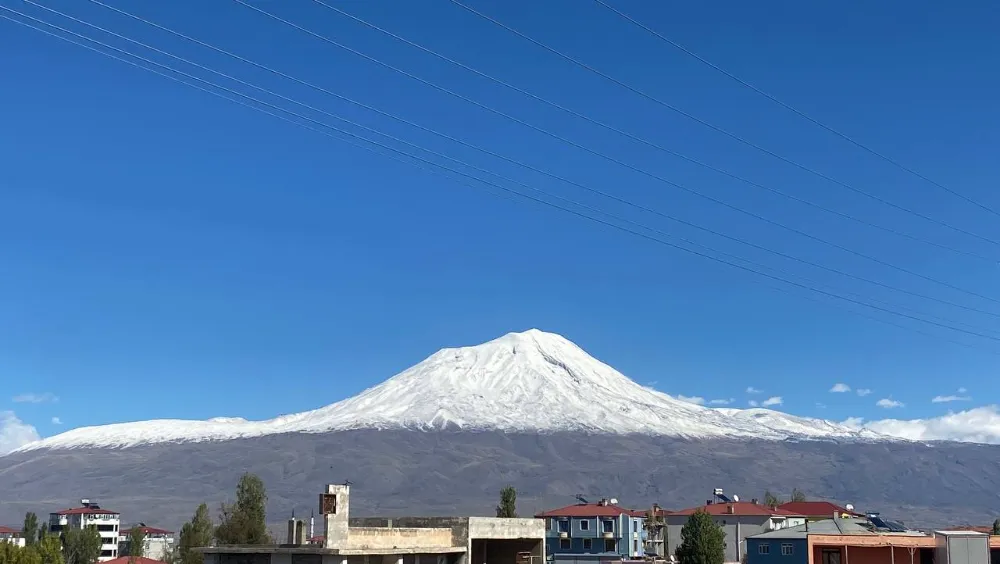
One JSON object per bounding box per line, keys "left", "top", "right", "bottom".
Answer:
{"left": 732, "top": 495, "right": 740, "bottom": 502}
{"left": 846, "top": 504, "right": 854, "bottom": 511}
{"left": 610, "top": 498, "right": 619, "bottom": 505}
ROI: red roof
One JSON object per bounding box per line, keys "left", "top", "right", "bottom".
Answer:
{"left": 53, "top": 507, "right": 119, "bottom": 516}
{"left": 669, "top": 502, "right": 803, "bottom": 517}
{"left": 121, "top": 527, "right": 173, "bottom": 535}
{"left": 0, "top": 526, "right": 20, "bottom": 534}
{"left": 536, "top": 503, "right": 636, "bottom": 518}
{"left": 103, "top": 557, "right": 165, "bottom": 564}
{"left": 778, "top": 501, "right": 861, "bottom": 517}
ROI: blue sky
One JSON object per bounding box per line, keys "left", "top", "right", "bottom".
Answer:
{"left": 2, "top": 0, "right": 999, "bottom": 449}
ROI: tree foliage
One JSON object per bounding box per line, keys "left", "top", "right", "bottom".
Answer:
{"left": 992, "top": 519, "right": 1000, "bottom": 536}
{"left": 0, "top": 542, "right": 42, "bottom": 564}
{"left": 214, "top": 473, "right": 269, "bottom": 545}
{"left": 762, "top": 491, "right": 782, "bottom": 508}
{"left": 675, "top": 510, "right": 725, "bottom": 564}
{"left": 22, "top": 513, "right": 39, "bottom": 546}
{"left": 790, "top": 488, "right": 807, "bottom": 502}
{"left": 61, "top": 526, "right": 102, "bottom": 564}
{"left": 495, "top": 486, "right": 518, "bottom": 518}
{"left": 34, "top": 534, "right": 64, "bottom": 564}
{"left": 127, "top": 528, "right": 146, "bottom": 560}
{"left": 178, "top": 504, "right": 214, "bottom": 564}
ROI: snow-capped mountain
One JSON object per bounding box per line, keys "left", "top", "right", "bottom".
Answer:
{"left": 12, "top": 329, "right": 882, "bottom": 453}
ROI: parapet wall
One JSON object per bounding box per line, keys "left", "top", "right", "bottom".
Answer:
{"left": 345, "top": 527, "right": 456, "bottom": 551}
{"left": 467, "top": 517, "right": 545, "bottom": 540}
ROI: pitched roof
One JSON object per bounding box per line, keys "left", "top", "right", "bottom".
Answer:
{"left": 0, "top": 526, "right": 21, "bottom": 534}
{"left": 53, "top": 507, "right": 119, "bottom": 516}
{"left": 669, "top": 502, "right": 803, "bottom": 517}
{"left": 121, "top": 527, "right": 174, "bottom": 535}
{"left": 536, "top": 503, "right": 636, "bottom": 518}
{"left": 103, "top": 557, "right": 166, "bottom": 564}
{"left": 778, "top": 501, "right": 860, "bottom": 517}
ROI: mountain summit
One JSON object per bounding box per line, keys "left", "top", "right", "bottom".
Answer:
{"left": 12, "top": 329, "right": 878, "bottom": 452}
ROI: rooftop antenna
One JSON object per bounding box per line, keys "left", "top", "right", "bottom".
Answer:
{"left": 575, "top": 494, "right": 589, "bottom": 504}
{"left": 343, "top": 479, "right": 353, "bottom": 486}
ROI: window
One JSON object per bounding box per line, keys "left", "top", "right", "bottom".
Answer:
{"left": 559, "top": 538, "right": 571, "bottom": 551}
{"left": 633, "top": 520, "right": 639, "bottom": 530}
{"left": 633, "top": 540, "right": 639, "bottom": 553}
{"left": 579, "top": 519, "right": 590, "bottom": 531}
{"left": 604, "top": 539, "right": 616, "bottom": 552}
{"left": 583, "top": 539, "right": 592, "bottom": 550}
{"left": 558, "top": 520, "right": 569, "bottom": 533}
{"left": 602, "top": 520, "right": 614, "bottom": 533}
{"left": 758, "top": 544, "right": 770, "bottom": 555}
{"left": 781, "top": 544, "right": 794, "bottom": 556}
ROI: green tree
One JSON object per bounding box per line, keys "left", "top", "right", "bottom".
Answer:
{"left": 674, "top": 510, "right": 725, "bottom": 564}
{"left": 61, "top": 526, "right": 102, "bottom": 564}
{"left": 215, "top": 473, "right": 269, "bottom": 545}
{"left": 762, "top": 491, "right": 782, "bottom": 508}
{"left": 790, "top": 489, "right": 806, "bottom": 502}
{"left": 0, "top": 541, "right": 43, "bottom": 564}
{"left": 127, "top": 528, "right": 146, "bottom": 560}
{"left": 992, "top": 519, "right": 1000, "bottom": 536}
{"left": 178, "top": 504, "right": 214, "bottom": 564}
{"left": 34, "top": 533, "right": 65, "bottom": 564}
{"left": 22, "top": 513, "right": 39, "bottom": 546}
{"left": 495, "top": 486, "right": 518, "bottom": 518}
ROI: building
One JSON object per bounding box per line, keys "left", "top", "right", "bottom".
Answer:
{"left": 120, "top": 526, "right": 175, "bottom": 561}
{"left": 535, "top": 498, "right": 646, "bottom": 564}
{"left": 49, "top": 500, "right": 121, "bottom": 561}
{"left": 665, "top": 502, "right": 805, "bottom": 563}
{"left": 199, "top": 483, "right": 546, "bottom": 564}
{"left": 743, "top": 517, "right": 995, "bottom": 564}
{"left": 776, "top": 502, "right": 862, "bottom": 522}
{"left": 639, "top": 505, "right": 668, "bottom": 558}
{"left": 0, "top": 526, "right": 25, "bottom": 548}
{"left": 102, "top": 556, "right": 167, "bottom": 564}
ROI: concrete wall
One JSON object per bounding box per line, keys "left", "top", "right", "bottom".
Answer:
{"left": 666, "top": 515, "right": 772, "bottom": 563}
{"left": 344, "top": 527, "right": 455, "bottom": 550}
{"left": 746, "top": 538, "right": 807, "bottom": 564}
{"left": 467, "top": 518, "right": 544, "bottom": 541}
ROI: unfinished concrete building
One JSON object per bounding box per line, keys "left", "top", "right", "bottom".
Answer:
{"left": 199, "top": 484, "right": 545, "bottom": 564}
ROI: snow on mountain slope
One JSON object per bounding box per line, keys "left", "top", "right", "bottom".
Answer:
{"left": 11, "top": 329, "right": 883, "bottom": 453}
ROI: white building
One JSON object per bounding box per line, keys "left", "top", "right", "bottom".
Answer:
{"left": 49, "top": 500, "right": 121, "bottom": 561}
{"left": 0, "top": 526, "right": 26, "bottom": 548}
{"left": 120, "top": 526, "right": 175, "bottom": 561}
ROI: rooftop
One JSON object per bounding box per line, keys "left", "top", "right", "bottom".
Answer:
{"left": 536, "top": 502, "right": 639, "bottom": 518}
{"left": 53, "top": 507, "right": 119, "bottom": 516}
{"left": 778, "top": 501, "right": 861, "bottom": 517}
{"left": 669, "top": 502, "right": 803, "bottom": 517}
{"left": 749, "top": 518, "right": 928, "bottom": 539}
{"left": 0, "top": 526, "right": 21, "bottom": 535}
{"left": 122, "top": 526, "right": 174, "bottom": 536}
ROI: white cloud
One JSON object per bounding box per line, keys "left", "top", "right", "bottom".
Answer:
{"left": 677, "top": 395, "right": 705, "bottom": 405}
{"left": 816, "top": 402, "right": 827, "bottom": 409}
{"left": 761, "top": 396, "right": 783, "bottom": 407}
{"left": 877, "top": 398, "right": 904, "bottom": 409}
{"left": 12, "top": 392, "right": 58, "bottom": 404}
{"left": 958, "top": 387, "right": 967, "bottom": 393}
{"left": 932, "top": 395, "right": 971, "bottom": 403}
{"left": 856, "top": 388, "right": 872, "bottom": 397}
{"left": 51, "top": 417, "right": 63, "bottom": 425}
{"left": 748, "top": 400, "right": 759, "bottom": 407}
{"left": 829, "top": 383, "right": 851, "bottom": 393}
{"left": 708, "top": 398, "right": 734, "bottom": 405}
{"left": 841, "top": 417, "right": 865, "bottom": 430}
{"left": 746, "top": 386, "right": 761, "bottom": 394}
{"left": 0, "top": 411, "right": 41, "bottom": 455}
{"left": 865, "top": 405, "right": 1000, "bottom": 443}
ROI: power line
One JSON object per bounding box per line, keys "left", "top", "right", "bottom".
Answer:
{"left": 447, "top": 0, "right": 1000, "bottom": 248}
{"left": 593, "top": 0, "right": 1000, "bottom": 219}
{"left": 306, "top": 0, "right": 989, "bottom": 263}
{"left": 4, "top": 6, "right": 1000, "bottom": 351}
{"left": 48, "top": 0, "right": 1000, "bottom": 321}
{"left": 228, "top": 0, "right": 1000, "bottom": 307}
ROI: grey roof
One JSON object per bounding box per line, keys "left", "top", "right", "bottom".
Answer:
{"left": 748, "top": 518, "right": 926, "bottom": 540}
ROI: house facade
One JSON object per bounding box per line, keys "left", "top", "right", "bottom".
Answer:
{"left": 49, "top": 500, "right": 121, "bottom": 561}
{"left": 120, "top": 526, "right": 175, "bottom": 561}
{"left": 0, "top": 526, "right": 25, "bottom": 548}
{"left": 536, "top": 499, "right": 645, "bottom": 564}
{"left": 665, "top": 502, "right": 804, "bottom": 563}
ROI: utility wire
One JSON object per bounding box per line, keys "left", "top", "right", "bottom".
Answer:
{"left": 448, "top": 0, "right": 1000, "bottom": 248}
{"left": 230, "top": 0, "right": 1000, "bottom": 307}
{"left": 307, "top": 0, "right": 988, "bottom": 264}
{"left": 4, "top": 6, "right": 1000, "bottom": 351}
{"left": 47, "top": 0, "right": 1000, "bottom": 321}
{"left": 593, "top": 0, "right": 1000, "bottom": 219}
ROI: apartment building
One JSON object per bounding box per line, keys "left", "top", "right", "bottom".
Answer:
{"left": 536, "top": 498, "right": 646, "bottom": 564}
{"left": 49, "top": 500, "right": 121, "bottom": 562}
{"left": 0, "top": 526, "right": 25, "bottom": 548}
{"left": 120, "top": 526, "right": 175, "bottom": 561}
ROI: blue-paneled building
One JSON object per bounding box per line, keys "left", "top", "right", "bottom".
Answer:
{"left": 536, "top": 499, "right": 645, "bottom": 564}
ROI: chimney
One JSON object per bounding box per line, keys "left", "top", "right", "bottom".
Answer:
{"left": 751, "top": 498, "right": 759, "bottom": 505}
{"left": 727, "top": 505, "right": 735, "bottom": 515}
{"left": 706, "top": 500, "right": 713, "bottom": 506}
